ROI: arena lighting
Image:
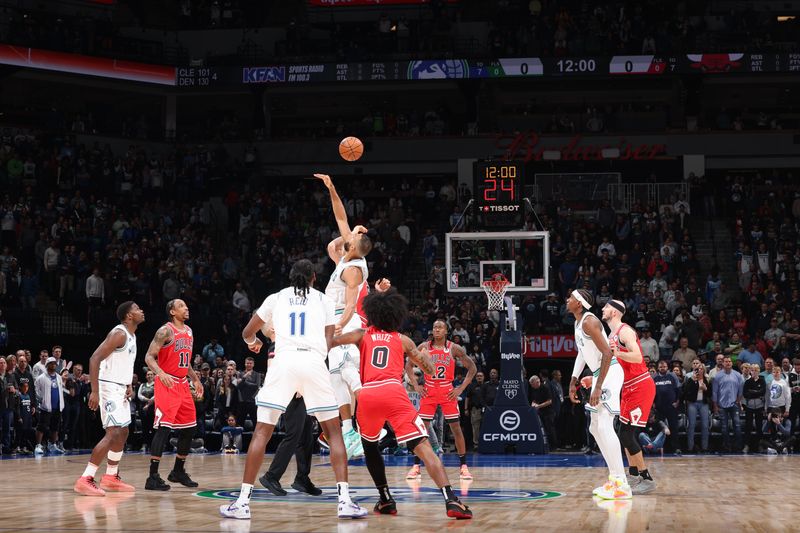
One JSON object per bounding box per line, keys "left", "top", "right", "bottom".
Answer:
{"left": 542, "top": 150, "right": 562, "bottom": 161}
{"left": 601, "top": 148, "right": 621, "bottom": 159}
{"left": 777, "top": 16, "right": 796, "bottom": 22}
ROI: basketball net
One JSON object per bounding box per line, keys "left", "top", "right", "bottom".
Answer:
{"left": 481, "top": 274, "right": 510, "bottom": 311}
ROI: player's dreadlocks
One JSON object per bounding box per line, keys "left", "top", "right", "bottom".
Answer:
{"left": 362, "top": 288, "right": 408, "bottom": 332}
{"left": 289, "top": 259, "right": 315, "bottom": 299}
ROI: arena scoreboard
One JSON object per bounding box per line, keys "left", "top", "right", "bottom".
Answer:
{"left": 473, "top": 161, "right": 524, "bottom": 228}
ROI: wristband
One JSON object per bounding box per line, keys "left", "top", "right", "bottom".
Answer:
{"left": 244, "top": 336, "right": 258, "bottom": 346}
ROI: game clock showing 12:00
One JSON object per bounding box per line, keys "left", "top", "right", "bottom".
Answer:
{"left": 473, "top": 161, "right": 523, "bottom": 224}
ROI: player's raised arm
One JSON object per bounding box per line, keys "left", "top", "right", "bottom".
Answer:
{"left": 583, "top": 315, "right": 613, "bottom": 406}
{"left": 402, "top": 334, "right": 434, "bottom": 375}
{"left": 87, "top": 329, "right": 127, "bottom": 410}
{"left": 331, "top": 328, "right": 366, "bottom": 348}
{"left": 145, "top": 325, "right": 175, "bottom": 388}
{"left": 315, "top": 173, "right": 353, "bottom": 241}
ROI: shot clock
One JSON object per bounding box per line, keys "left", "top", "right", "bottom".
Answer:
{"left": 473, "top": 161, "right": 524, "bottom": 228}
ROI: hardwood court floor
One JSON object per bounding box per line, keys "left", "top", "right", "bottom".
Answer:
{"left": 1, "top": 452, "right": 799, "bottom": 532}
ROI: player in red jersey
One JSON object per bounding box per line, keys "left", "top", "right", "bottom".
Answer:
{"left": 332, "top": 289, "right": 473, "bottom": 519}
{"left": 143, "top": 299, "right": 204, "bottom": 491}
{"left": 602, "top": 300, "right": 657, "bottom": 496}
{"left": 406, "top": 320, "right": 476, "bottom": 481}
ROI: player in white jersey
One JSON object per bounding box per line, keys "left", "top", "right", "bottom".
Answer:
{"left": 566, "top": 289, "right": 631, "bottom": 500}
{"left": 315, "top": 173, "right": 374, "bottom": 458}
{"left": 74, "top": 301, "right": 144, "bottom": 497}
{"left": 220, "top": 259, "right": 367, "bottom": 521}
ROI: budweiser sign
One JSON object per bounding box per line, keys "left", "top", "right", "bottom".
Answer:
{"left": 496, "top": 132, "right": 666, "bottom": 162}
{"left": 525, "top": 334, "right": 578, "bottom": 359}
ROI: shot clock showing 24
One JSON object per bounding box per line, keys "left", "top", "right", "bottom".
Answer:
{"left": 473, "top": 161, "right": 524, "bottom": 228}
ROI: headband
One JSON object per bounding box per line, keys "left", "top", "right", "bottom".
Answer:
{"left": 573, "top": 291, "right": 591, "bottom": 310}
{"left": 608, "top": 300, "right": 626, "bottom": 314}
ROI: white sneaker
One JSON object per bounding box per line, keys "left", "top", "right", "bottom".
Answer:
{"left": 338, "top": 501, "right": 368, "bottom": 519}
{"left": 219, "top": 501, "right": 251, "bottom": 520}
{"left": 595, "top": 476, "right": 632, "bottom": 500}
{"left": 34, "top": 444, "right": 44, "bottom": 455}
{"left": 592, "top": 476, "right": 613, "bottom": 496}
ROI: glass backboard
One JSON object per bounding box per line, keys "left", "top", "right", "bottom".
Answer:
{"left": 445, "top": 231, "right": 550, "bottom": 294}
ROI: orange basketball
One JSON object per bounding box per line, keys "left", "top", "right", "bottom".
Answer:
{"left": 339, "top": 136, "right": 364, "bottom": 162}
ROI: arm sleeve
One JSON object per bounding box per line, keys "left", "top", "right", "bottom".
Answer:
{"left": 570, "top": 351, "right": 585, "bottom": 380}
{"left": 255, "top": 293, "right": 277, "bottom": 324}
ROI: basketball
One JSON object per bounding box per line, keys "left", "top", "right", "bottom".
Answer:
{"left": 339, "top": 136, "right": 364, "bottom": 161}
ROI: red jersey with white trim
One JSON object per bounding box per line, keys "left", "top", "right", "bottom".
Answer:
{"left": 609, "top": 323, "right": 648, "bottom": 382}
{"left": 158, "top": 322, "right": 193, "bottom": 378}
{"left": 356, "top": 282, "right": 368, "bottom": 327}
{"left": 424, "top": 340, "right": 456, "bottom": 388}
{"left": 359, "top": 326, "right": 404, "bottom": 384}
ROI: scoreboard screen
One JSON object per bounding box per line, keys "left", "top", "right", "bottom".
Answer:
{"left": 473, "top": 161, "right": 524, "bottom": 228}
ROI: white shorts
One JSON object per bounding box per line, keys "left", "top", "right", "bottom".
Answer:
{"left": 256, "top": 349, "right": 339, "bottom": 424}
{"left": 584, "top": 362, "right": 623, "bottom": 416}
{"left": 99, "top": 381, "right": 131, "bottom": 429}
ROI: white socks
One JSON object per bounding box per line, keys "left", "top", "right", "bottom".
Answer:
{"left": 337, "top": 482, "right": 352, "bottom": 504}
{"left": 237, "top": 483, "right": 253, "bottom": 505}
{"left": 106, "top": 463, "right": 118, "bottom": 476}
{"left": 591, "top": 410, "right": 626, "bottom": 479}
{"left": 82, "top": 463, "right": 99, "bottom": 478}
{"left": 342, "top": 419, "right": 354, "bottom": 433}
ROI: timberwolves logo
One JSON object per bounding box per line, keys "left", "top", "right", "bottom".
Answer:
{"left": 104, "top": 400, "right": 116, "bottom": 412}
{"left": 407, "top": 60, "right": 469, "bottom": 80}
{"left": 600, "top": 388, "right": 610, "bottom": 402}
{"left": 196, "top": 486, "right": 562, "bottom": 503}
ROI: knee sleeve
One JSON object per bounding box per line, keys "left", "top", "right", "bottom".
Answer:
{"left": 176, "top": 427, "right": 194, "bottom": 456}
{"left": 618, "top": 423, "right": 642, "bottom": 455}
{"left": 362, "top": 439, "right": 388, "bottom": 487}
{"left": 150, "top": 427, "right": 171, "bottom": 458}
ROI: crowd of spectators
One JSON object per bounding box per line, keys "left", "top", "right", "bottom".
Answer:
{"left": 3, "top": 1, "right": 798, "bottom": 68}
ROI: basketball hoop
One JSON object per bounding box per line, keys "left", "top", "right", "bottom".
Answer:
{"left": 481, "top": 274, "right": 510, "bottom": 311}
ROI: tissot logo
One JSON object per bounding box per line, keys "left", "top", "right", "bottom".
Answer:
{"left": 501, "top": 352, "right": 520, "bottom": 360}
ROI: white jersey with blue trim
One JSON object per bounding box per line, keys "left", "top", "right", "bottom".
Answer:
{"left": 574, "top": 311, "right": 607, "bottom": 374}
{"left": 325, "top": 256, "right": 368, "bottom": 331}
{"left": 99, "top": 324, "right": 137, "bottom": 386}
{"left": 256, "top": 287, "right": 336, "bottom": 357}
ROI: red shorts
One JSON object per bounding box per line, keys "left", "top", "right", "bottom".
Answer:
{"left": 154, "top": 377, "right": 196, "bottom": 430}
{"left": 418, "top": 385, "right": 460, "bottom": 421}
{"left": 619, "top": 374, "right": 656, "bottom": 428}
{"left": 357, "top": 380, "right": 428, "bottom": 444}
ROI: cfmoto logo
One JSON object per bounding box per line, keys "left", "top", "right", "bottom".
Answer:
{"left": 500, "top": 410, "right": 521, "bottom": 431}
